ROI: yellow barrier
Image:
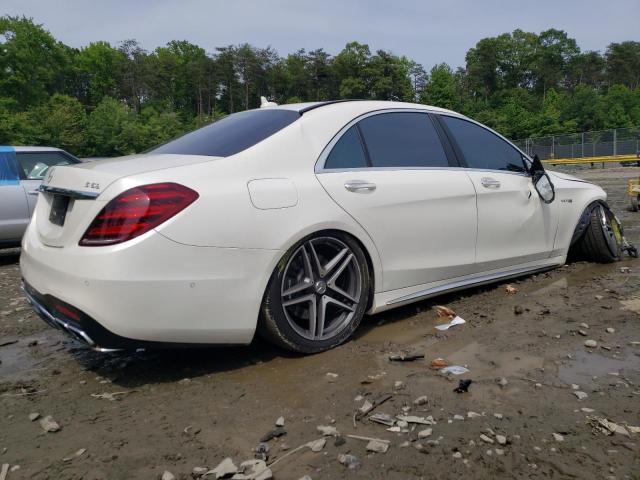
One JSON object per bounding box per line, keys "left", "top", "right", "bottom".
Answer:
{"left": 542, "top": 154, "right": 639, "bottom": 165}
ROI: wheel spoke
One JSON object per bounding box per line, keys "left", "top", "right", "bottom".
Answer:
{"left": 316, "top": 296, "right": 326, "bottom": 338}
{"left": 282, "top": 279, "right": 312, "bottom": 297}
{"left": 324, "top": 293, "right": 356, "bottom": 312}
{"left": 322, "top": 248, "right": 349, "bottom": 278}
{"left": 308, "top": 295, "right": 317, "bottom": 339}
{"left": 300, "top": 245, "right": 315, "bottom": 281}
{"left": 282, "top": 293, "right": 315, "bottom": 308}
{"left": 307, "top": 241, "right": 323, "bottom": 277}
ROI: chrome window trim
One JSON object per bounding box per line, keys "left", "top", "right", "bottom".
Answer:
{"left": 315, "top": 108, "right": 533, "bottom": 175}
{"left": 315, "top": 108, "right": 451, "bottom": 173}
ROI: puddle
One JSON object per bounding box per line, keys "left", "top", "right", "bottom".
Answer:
{"left": 0, "top": 332, "right": 65, "bottom": 379}
{"left": 444, "top": 341, "right": 544, "bottom": 380}
{"left": 557, "top": 351, "right": 640, "bottom": 386}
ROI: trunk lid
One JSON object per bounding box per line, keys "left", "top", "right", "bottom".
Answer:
{"left": 35, "top": 154, "right": 212, "bottom": 247}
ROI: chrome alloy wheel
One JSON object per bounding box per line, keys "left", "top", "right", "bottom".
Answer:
{"left": 280, "top": 237, "right": 363, "bottom": 341}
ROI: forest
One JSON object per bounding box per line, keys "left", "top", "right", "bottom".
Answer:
{"left": 1, "top": 15, "right": 639, "bottom": 157}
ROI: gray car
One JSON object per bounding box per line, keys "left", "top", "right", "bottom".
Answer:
{"left": 0, "top": 146, "right": 79, "bottom": 248}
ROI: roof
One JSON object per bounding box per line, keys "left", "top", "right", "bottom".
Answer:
{"left": 267, "top": 99, "right": 457, "bottom": 116}
{"left": 5, "top": 146, "right": 66, "bottom": 153}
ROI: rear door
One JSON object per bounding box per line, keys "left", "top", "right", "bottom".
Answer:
{"left": 0, "top": 147, "right": 28, "bottom": 244}
{"left": 437, "top": 114, "right": 559, "bottom": 271}
{"left": 16, "top": 151, "right": 78, "bottom": 216}
{"left": 315, "top": 111, "right": 478, "bottom": 292}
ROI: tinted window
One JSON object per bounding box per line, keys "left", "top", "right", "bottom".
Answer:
{"left": 324, "top": 126, "right": 368, "bottom": 169}
{"left": 441, "top": 116, "right": 525, "bottom": 172}
{"left": 17, "top": 152, "right": 75, "bottom": 180}
{"left": 150, "top": 109, "right": 300, "bottom": 157}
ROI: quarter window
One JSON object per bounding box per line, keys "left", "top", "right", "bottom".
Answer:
{"left": 357, "top": 112, "right": 448, "bottom": 168}
{"left": 324, "top": 126, "right": 368, "bottom": 169}
{"left": 440, "top": 116, "right": 525, "bottom": 172}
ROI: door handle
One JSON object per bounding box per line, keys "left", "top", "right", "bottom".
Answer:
{"left": 344, "top": 180, "right": 376, "bottom": 192}
{"left": 28, "top": 190, "right": 40, "bottom": 196}
{"left": 480, "top": 177, "right": 501, "bottom": 189}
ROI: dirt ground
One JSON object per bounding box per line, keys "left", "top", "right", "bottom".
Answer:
{"left": 1, "top": 167, "right": 640, "bottom": 480}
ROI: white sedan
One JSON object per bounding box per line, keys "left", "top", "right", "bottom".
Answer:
{"left": 20, "top": 100, "right": 626, "bottom": 353}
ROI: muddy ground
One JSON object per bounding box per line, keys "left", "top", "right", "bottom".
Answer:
{"left": 1, "top": 167, "right": 640, "bottom": 480}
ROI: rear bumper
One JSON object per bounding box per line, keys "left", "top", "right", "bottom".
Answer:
{"left": 20, "top": 226, "right": 281, "bottom": 348}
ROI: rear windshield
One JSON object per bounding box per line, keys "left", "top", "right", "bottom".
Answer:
{"left": 149, "top": 109, "right": 300, "bottom": 157}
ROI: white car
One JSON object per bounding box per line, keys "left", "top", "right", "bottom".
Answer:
{"left": 20, "top": 100, "right": 625, "bottom": 353}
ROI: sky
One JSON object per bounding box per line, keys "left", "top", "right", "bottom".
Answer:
{"left": 3, "top": 0, "right": 639, "bottom": 68}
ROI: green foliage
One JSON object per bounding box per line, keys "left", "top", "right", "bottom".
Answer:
{"left": 1, "top": 15, "right": 639, "bottom": 157}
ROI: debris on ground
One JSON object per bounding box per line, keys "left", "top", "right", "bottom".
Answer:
{"left": 453, "top": 379, "right": 472, "bottom": 393}
{"left": 429, "top": 358, "right": 449, "bottom": 370}
{"left": 308, "top": 438, "right": 326, "bottom": 452}
{"left": 514, "top": 305, "right": 524, "bottom": 315}
{"left": 260, "top": 427, "right": 286, "bottom": 442}
{"left": 275, "top": 416, "right": 285, "bottom": 427}
{"left": 0, "top": 464, "right": 8, "bottom": 480}
{"left": 505, "top": 284, "right": 518, "bottom": 294}
{"left": 203, "top": 457, "right": 238, "bottom": 479}
{"left": 497, "top": 377, "right": 509, "bottom": 388}
{"left": 355, "top": 394, "right": 392, "bottom": 420}
{"left": 396, "top": 415, "right": 435, "bottom": 425}
{"left": 28, "top": 412, "right": 39, "bottom": 421}
{"left": 317, "top": 425, "right": 339, "bottom": 436}
{"left": 435, "top": 315, "right": 466, "bottom": 331}
{"left": 584, "top": 339, "right": 598, "bottom": 348}
{"left": 366, "top": 439, "right": 389, "bottom": 453}
{"left": 388, "top": 352, "right": 424, "bottom": 361}
{"left": 439, "top": 365, "right": 470, "bottom": 376}
{"left": 338, "top": 453, "right": 360, "bottom": 469}
{"left": 369, "top": 413, "right": 395, "bottom": 426}
{"left": 587, "top": 416, "right": 631, "bottom": 437}
{"left": 573, "top": 390, "right": 588, "bottom": 400}
{"left": 417, "top": 428, "right": 432, "bottom": 438}
{"left": 552, "top": 433, "right": 564, "bottom": 442}
{"left": 161, "top": 471, "right": 175, "bottom": 480}
{"left": 90, "top": 391, "right": 133, "bottom": 401}
{"left": 39, "top": 415, "right": 60, "bottom": 433}
{"left": 413, "top": 395, "right": 428, "bottom": 406}
{"left": 62, "top": 448, "right": 86, "bottom": 462}
{"left": 232, "top": 459, "right": 272, "bottom": 479}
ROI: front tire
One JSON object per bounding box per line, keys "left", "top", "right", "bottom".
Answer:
{"left": 259, "top": 232, "right": 370, "bottom": 353}
{"left": 577, "top": 204, "right": 622, "bottom": 263}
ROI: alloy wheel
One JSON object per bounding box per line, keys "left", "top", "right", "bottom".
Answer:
{"left": 280, "top": 237, "right": 363, "bottom": 341}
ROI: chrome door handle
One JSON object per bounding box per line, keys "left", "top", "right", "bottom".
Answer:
{"left": 344, "top": 180, "right": 376, "bottom": 192}
{"left": 28, "top": 190, "right": 40, "bottom": 195}
{"left": 480, "top": 177, "right": 501, "bottom": 189}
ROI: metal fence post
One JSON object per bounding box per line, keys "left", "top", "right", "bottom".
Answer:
{"left": 613, "top": 129, "right": 617, "bottom": 157}
{"left": 581, "top": 132, "right": 584, "bottom": 158}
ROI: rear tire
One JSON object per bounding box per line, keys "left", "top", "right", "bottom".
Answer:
{"left": 577, "top": 204, "right": 622, "bottom": 263}
{"left": 258, "top": 232, "right": 371, "bottom": 354}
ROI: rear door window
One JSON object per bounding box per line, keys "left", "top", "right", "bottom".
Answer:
{"left": 356, "top": 112, "right": 449, "bottom": 168}
{"left": 16, "top": 152, "right": 75, "bottom": 180}
{"left": 440, "top": 116, "right": 526, "bottom": 172}
{"left": 150, "top": 109, "right": 300, "bottom": 157}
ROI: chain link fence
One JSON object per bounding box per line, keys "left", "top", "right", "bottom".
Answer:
{"left": 513, "top": 127, "right": 640, "bottom": 161}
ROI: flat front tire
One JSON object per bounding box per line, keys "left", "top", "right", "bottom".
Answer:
{"left": 259, "top": 232, "right": 370, "bottom": 353}
{"left": 577, "top": 204, "right": 622, "bottom": 263}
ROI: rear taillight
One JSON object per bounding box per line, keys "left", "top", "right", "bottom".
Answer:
{"left": 79, "top": 183, "right": 198, "bottom": 246}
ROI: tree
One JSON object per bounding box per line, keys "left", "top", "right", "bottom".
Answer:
{"left": 605, "top": 41, "right": 640, "bottom": 89}
{"left": 421, "top": 63, "right": 460, "bottom": 110}
{"left": 74, "top": 41, "right": 125, "bottom": 107}
{"left": 31, "top": 94, "right": 86, "bottom": 154}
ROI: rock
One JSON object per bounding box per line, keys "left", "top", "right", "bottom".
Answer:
{"left": 552, "top": 433, "right": 564, "bottom": 442}
{"left": 338, "top": 453, "right": 360, "bottom": 469}
{"left": 232, "top": 459, "right": 272, "bottom": 480}
{"left": 334, "top": 436, "right": 346, "bottom": 447}
{"left": 325, "top": 372, "right": 338, "bottom": 379}
{"left": 369, "top": 413, "right": 394, "bottom": 426}
{"left": 397, "top": 420, "right": 409, "bottom": 428}
{"left": 39, "top": 415, "right": 60, "bottom": 433}
{"left": 417, "top": 428, "right": 432, "bottom": 438}
{"left": 581, "top": 407, "right": 595, "bottom": 413}
{"left": 496, "top": 435, "right": 507, "bottom": 445}
{"left": 208, "top": 458, "right": 238, "bottom": 479}
{"left": 28, "top": 412, "right": 40, "bottom": 422}
{"left": 396, "top": 415, "right": 434, "bottom": 425}
{"left": 620, "top": 267, "right": 630, "bottom": 273}
{"left": 260, "top": 427, "right": 286, "bottom": 442}
{"left": 497, "top": 377, "right": 509, "bottom": 388}
{"left": 275, "top": 416, "right": 285, "bottom": 427}
{"left": 467, "top": 411, "right": 482, "bottom": 418}
{"left": 480, "top": 434, "right": 494, "bottom": 444}
{"left": 162, "top": 471, "right": 176, "bottom": 480}
{"left": 62, "top": 448, "right": 86, "bottom": 462}
{"left": 453, "top": 414, "right": 464, "bottom": 421}
{"left": 359, "top": 400, "right": 373, "bottom": 415}
{"left": 317, "top": 425, "right": 339, "bottom": 436}
{"left": 308, "top": 439, "right": 326, "bottom": 452}
{"left": 535, "top": 383, "right": 542, "bottom": 389}
{"left": 571, "top": 383, "right": 580, "bottom": 390}
{"left": 579, "top": 322, "right": 589, "bottom": 329}
{"left": 514, "top": 305, "right": 524, "bottom": 315}
{"left": 578, "top": 330, "right": 588, "bottom": 336}
{"left": 366, "top": 439, "right": 389, "bottom": 453}
{"left": 605, "top": 328, "right": 615, "bottom": 334}
{"left": 193, "top": 467, "right": 208, "bottom": 475}
{"left": 413, "top": 395, "right": 428, "bottom": 406}
{"left": 494, "top": 413, "right": 504, "bottom": 420}
{"left": 584, "top": 340, "right": 597, "bottom": 348}
{"left": 495, "top": 448, "right": 505, "bottom": 456}
{"left": 574, "top": 391, "right": 588, "bottom": 400}
{"left": 393, "top": 381, "right": 405, "bottom": 390}
{"left": 452, "top": 451, "right": 462, "bottom": 459}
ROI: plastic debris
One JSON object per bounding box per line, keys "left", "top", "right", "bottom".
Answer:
{"left": 369, "top": 413, "right": 395, "bottom": 426}
{"left": 587, "top": 416, "right": 630, "bottom": 437}
{"left": 396, "top": 415, "right": 434, "bottom": 425}
{"left": 435, "top": 316, "right": 466, "bottom": 331}
{"left": 505, "top": 284, "right": 518, "bottom": 294}
{"left": 317, "top": 425, "right": 339, "bottom": 436}
{"left": 388, "top": 352, "right": 424, "bottom": 361}
{"left": 440, "top": 366, "right": 470, "bottom": 376}
{"left": 366, "top": 439, "right": 389, "bottom": 453}
{"left": 62, "top": 448, "right": 86, "bottom": 462}
{"left": 338, "top": 453, "right": 360, "bottom": 469}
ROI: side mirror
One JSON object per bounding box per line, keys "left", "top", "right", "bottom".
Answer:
{"left": 533, "top": 171, "right": 555, "bottom": 204}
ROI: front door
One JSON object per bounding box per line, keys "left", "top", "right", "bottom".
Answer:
{"left": 0, "top": 147, "right": 29, "bottom": 244}
{"left": 438, "top": 115, "right": 558, "bottom": 271}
